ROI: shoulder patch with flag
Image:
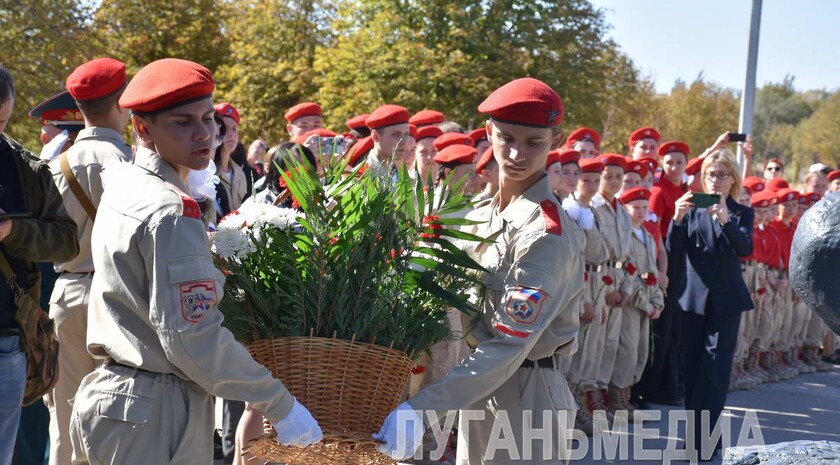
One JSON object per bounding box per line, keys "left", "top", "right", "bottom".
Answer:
{"left": 180, "top": 280, "right": 217, "bottom": 323}
{"left": 504, "top": 286, "right": 547, "bottom": 325}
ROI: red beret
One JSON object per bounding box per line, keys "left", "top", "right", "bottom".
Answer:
{"left": 807, "top": 192, "right": 822, "bottom": 204}
{"left": 366, "top": 104, "right": 410, "bottom": 129}
{"left": 798, "top": 194, "right": 810, "bottom": 205}
{"left": 416, "top": 126, "right": 443, "bottom": 141}
{"left": 658, "top": 140, "right": 690, "bottom": 157}
{"left": 580, "top": 159, "right": 605, "bottom": 174}
{"left": 434, "top": 144, "right": 477, "bottom": 166}
{"left": 120, "top": 59, "right": 214, "bottom": 113}
{"left": 409, "top": 109, "right": 445, "bottom": 126}
{"left": 66, "top": 58, "right": 126, "bottom": 101}
{"left": 344, "top": 136, "right": 374, "bottom": 167}
{"left": 565, "top": 127, "right": 600, "bottom": 149}
{"left": 408, "top": 124, "right": 418, "bottom": 139}
{"left": 628, "top": 127, "right": 660, "bottom": 147}
{"left": 546, "top": 149, "right": 580, "bottom": 168}
{"left": 433, "top": 132, "right": 474, "bottom": 151}
{"left": 296, "top": 128, "right": 337, "bottom": 144}
{"left": 598, "top": 154, "right": 627, "bottom": 171}
{"left": 685, "top": 157, "right": 704, "bottom": 176}
{"left": 620, "top": 187, "right": 652, "bottom": 204}
{"left": 467, "top": 127, "right": 487, "bottom": 143}
{"left": 742, "top": 176, "right": 765, "bottom": 195}
{"left": 478, "top": 77, "right": 563, "bottom": 127}
{"left": 766, "top": 178, "right": 790, "bottom": 192}
{"left": 638, "top": 156, "right": 658, "bottom": 173}
{"left": 626, "top": 160, "right": 648, "bottom": 179}
{"left": 750, "top": 190, "right": 777, "bottom": 208}
{"left": 476, "top": 147, "right": 495, "bottom": 174}
{"left": 346, "top": 113, "right": 370, "bottom": 131}
{"left": 827, "top": 170, "right": 840, "bottom": 182}
{"left": 214, "top": 102, "right": 240, "bottom": 125}
{"left": 776, "top": 188, "right": 800, "bottom": 203}
{"left": 764, "top": 158, "right": 785, "bottom": 170}
{"left": 285, "top": 102, "right": 322, "bottom": 123}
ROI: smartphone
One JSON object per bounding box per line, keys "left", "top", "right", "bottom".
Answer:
{"left": 0, "top": 212, "right": 31, "bottom": 221}
{"left": 691, "top": 193, "right": 721, "bottom": 208}
{"left": 728, "top": 132, "right": 747, "bottom": 142}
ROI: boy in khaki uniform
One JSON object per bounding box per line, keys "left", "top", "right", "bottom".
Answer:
{"left": 565, "top": 158, "right": 611, "bottom": 434}
{"left": 584, "top": 154, "right": 633, "bottom": 419}
{"left": 609, "top": 188, "right": 663, "bottom": 414}
{"left": 374, "top": 78, "right": 583, "bottom": 465}
{"left": 46, "top": 57, "right": 132, "bottom": 465}
{"left": 69, "top": 59, "right": 322, "bottom": 465}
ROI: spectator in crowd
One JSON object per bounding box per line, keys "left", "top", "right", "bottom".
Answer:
{"left": 246, "top": 139, "right": 268, "bottom": 177}
{"left": 669, "top": 149, "right": 753, "bottom": 460}
{"left": 0, "top": 63, "right": 79, "bottom": 465}
{"left": 763, "top": 158, "right": 785, "bottom": 181}
{"left": 214, "top": 103, "right": 248, "bottom": 210}
{"left": 801, "top": 171, "right": 828, "bottom": 197}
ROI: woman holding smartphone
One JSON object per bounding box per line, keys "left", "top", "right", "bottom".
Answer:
{"left": 669, "top": 149, "right": 754, "bottom": 461}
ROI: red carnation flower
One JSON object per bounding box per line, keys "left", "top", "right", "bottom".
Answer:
{"left": 644, "top": 274, "right": 658, "bottom": 286}
{"left": 757, "top": 288, "right": 766, "bottom": 296}
{"left": 602, "top": 275, "right": 614, "bottom": 285}
{"left": 411, "top": 365, "right": 427, "bottom": 375}
{"left": 625, "top": 262, "right": 637, "bottom": 276}
{"left": 584, "top": 272, "right": 589, "bottom": 282}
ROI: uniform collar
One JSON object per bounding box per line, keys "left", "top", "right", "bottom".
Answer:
{"left": 134, "top": 146, "right": 189, "bottom": 192}
{"left": 494, "top": 175, "right": 553, "bottom": 230}
{"left": 75, "top": 127, "right": 132, "bottom": 160}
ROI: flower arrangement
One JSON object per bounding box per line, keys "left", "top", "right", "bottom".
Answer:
{"left": 211, "top": 151, "right": 487, "bottom": 356}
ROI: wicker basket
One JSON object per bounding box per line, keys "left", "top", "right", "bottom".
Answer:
{"left": 244, "top": 336, "right": 415, "bottom": 465}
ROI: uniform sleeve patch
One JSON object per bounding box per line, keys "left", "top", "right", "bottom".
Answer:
{"left": 504, "top": 286, "right": 546, "bottom": 325}
{"left": 180, "top": 280, "right": 217, "bottom": 323}
{"left": 539, "top": 200, "right": 563, "bottom": 235}
{"left": 167, "top": 183, "right": 202, "bottom": 219}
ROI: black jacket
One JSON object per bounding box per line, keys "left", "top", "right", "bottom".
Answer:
{"left": 667, "top": 196, "right": 754, "bottom": 316}
{"left": 1, "top": 135, "right": 78, "bottom": 327}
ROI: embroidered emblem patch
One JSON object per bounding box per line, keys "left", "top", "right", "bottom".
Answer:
{"left": 179, "top": 280, "right": 217, "bottom": 323}
{"left": 505, "top": 287, "right": 546, "bottom": 325}
{"left": 539, "top": 200, "right": 563, "bottom": 235}
{"left": 167, "top": 184, "right": 201, "bottom": 219}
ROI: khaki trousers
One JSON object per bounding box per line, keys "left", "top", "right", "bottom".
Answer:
{"left": 610, "top": 306, "right": 649, "bottom": 389}
{"left": 566, "top": 277, "right": 604, "bottom": 385}
{"left": 804, "top": 311, "right": 828, "bottom": 347}
{"left": 597, "top": 295, "right": 623, "bottom": 387}
{"left": 577, "top": 271, "right": 609, "bottom": 388}
{"left": 455, "top": 363, "right": 575, "bottom": 465}
{"left": 47, "top": 274, "right": 97, "bottom": 465}
{"left": 70, "top": 365, "right": 214, "bottom": 465}
{"left": 771, "top": 285, "right": 793, "bottom": 351}
{"left": 750, "top": 266, "right": 771, "bottom": 353}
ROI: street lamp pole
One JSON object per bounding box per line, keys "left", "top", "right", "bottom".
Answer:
{"left": 738, "top": 0, "right": 763, "bottom": 171}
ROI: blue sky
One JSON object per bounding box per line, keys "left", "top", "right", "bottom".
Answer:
{"left": 589, "top": 0, "right": 840, "bottom": 94}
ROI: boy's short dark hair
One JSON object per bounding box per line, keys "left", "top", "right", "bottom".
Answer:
{"left": 0, "top": 64, "right": 15, "bottom": 104}
{"left": 76, "top": 83, "right": 126, "bottom": 122}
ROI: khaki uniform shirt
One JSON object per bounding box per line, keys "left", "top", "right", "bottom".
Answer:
{"left": 628, "top": 227, "right": 665, "bottom": 315}
{"left": 87, "top": 147, "right": 294, "bottom": 422}
{"left": 409, "top": 176, "right": 584, "bottom": 415}
{"left": 49, "top": 127, "right": 132, "bottom": 273}
{"left": 594, "top": 193, "right": 633, "bottom": 296}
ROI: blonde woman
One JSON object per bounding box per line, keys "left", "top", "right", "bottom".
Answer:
{"left": 670, "top": 150, "right": 754, "bottom": 460}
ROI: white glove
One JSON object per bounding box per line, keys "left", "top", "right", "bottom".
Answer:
{"left": 272, "top": 399, "right": 324, "bottom": 447}
{"left": 372, "top": 402, "right": 425, "bottom": 460}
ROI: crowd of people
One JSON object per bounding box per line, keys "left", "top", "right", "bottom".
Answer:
{"left": 1, "top": 55, "right": 839, "bottom": 465}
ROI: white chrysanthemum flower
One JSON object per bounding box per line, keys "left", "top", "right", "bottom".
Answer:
{"left": 211, "top": 227, "right": 255, "bottom": 260}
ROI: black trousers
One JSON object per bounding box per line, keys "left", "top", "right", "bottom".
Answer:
{"left": 681, "top": 308, "right": 741, "bottom": 459}
{"left": 635, "top": 292, "right": 683, "bottom": 402}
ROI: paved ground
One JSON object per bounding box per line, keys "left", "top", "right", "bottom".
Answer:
{"left": 223, "top": 364, "right": 840, "bottom": 464}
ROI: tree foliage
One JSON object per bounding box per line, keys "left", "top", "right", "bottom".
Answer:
{"left": 0, "top": 0, "right": 101, "bottom": 148}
